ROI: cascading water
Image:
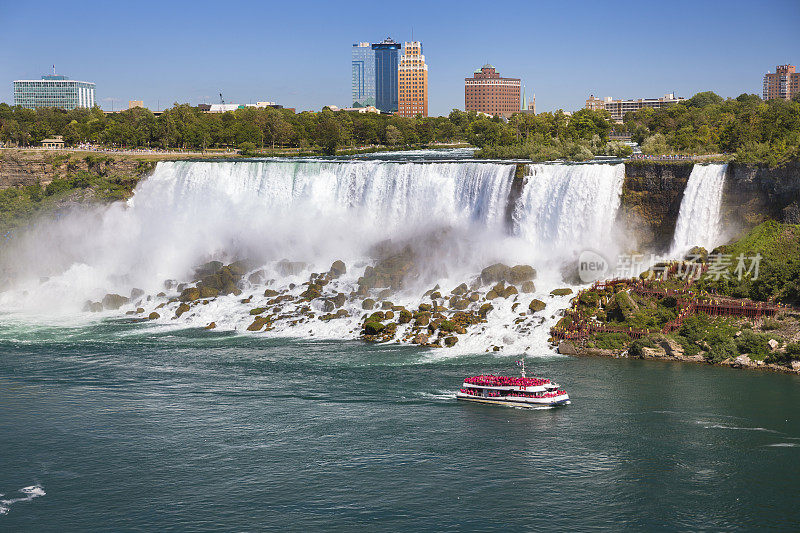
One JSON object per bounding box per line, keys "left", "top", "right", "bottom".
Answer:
{"left": 670, "top": 164, "right": 728, "bottom": 255}
{"left": 512, "top": 163, "right": 626, "bottom": 256}
{"left": 0, "top": 158, "right": 628, "bottom": 354}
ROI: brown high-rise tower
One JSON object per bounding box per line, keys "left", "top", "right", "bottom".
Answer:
{"left": 464, "top": 65, "right": 520, "bottom": 118}
{"left": 397, "top": 41, "right": 428, "bottom": 117}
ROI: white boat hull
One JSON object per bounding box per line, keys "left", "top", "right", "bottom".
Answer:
{"left": 456, "top": 392, "right": 570, "bottom": 408}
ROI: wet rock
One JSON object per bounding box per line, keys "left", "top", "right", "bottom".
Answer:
{"left": 264, "top": 289, "right": 280, "bottom": 297}
{"left": 329, "top": 260, "right": 347, "bottom": 278}
{"left": 362, "top": 298, "right": 376, "bottom": 310}
{"left": 515, "top": 282, "right": 531, "bottom": 294}
{"left": 136, "top": 307, "right": 145, "bottom": 314}
{"left": 163, "top": 279, "right": 178, "bottom": 291}
{"left": 528, "top": 299, "right": 546, "bottom": 313}
{"left": 412, "top": 333, "right": 429, "bottom": 344}
{"left": 450, "top": 283, "right": 468, "bottom": 295}
{"left": 418, "top": 303, "right": 432, "bottom": 312}
{"left": 194, "top": 260, "right": 224, "bottom": 278}
{"left": 130, "top": 288, "right": 145, "bottom": 300}
{"left": 444, "top": 336, "right": 459, "bottom": 347}
{"left": 177, "top": 283, "right": 188, "bottom": 292}
{"left": 157, "top": 292, "right": 166, "bottom": 297}
{"left": 509, "top": 265, "right": 536, "bottom": 284}
{"left": 485, "top": 290, "right": 499, "bottom": 300}
{"left": 102, "top": 293, "right": 129, "bottom": 310}
{"left": 179, "top": 287, "right": 201, "bottom": 302}
{"left": 430, "top": 291, "right": 442, "bottom": 300}
{"left": 557, "top": 341, "right": 579, "bottom": 355}
{"left": 148, "top": 312, "right": 160, "bottom": 320}
{"left": 175, "top": 303, "right": 190, "bottom": 318}
{"left": 415, "top": 313, "right": 431, "bottom": 327}
{"left": 453, "top": 298, "right": 469, "bottom": 310}
{"left": 481, "top": 263, "right": 511, "bottom": 285}
{"left": 381, "top": 300, "right": 394, "bottom": 310}
{"left": 363, "top": 322, "right": 385, "bottom": 335}
{"left": 502, "top": 286, "right": 518, "bottom": 298}
{"left": 550, "top": 288, "right": 573, "bottom": 296}
{"left": 248, "top": 270, "right": 267, "bottom": 285}
{"left": 322, "top": 300, "right": 336, "bottom": 313}
{"left": 83, "top": 300, "right": 103, "bottom": 312}
{"left": 247, "top": 316, "right": 271, "bottom": 331}
{"left": 204, "top": 322, "right": 216, "bottom": 330}
{"left": 200, "top": 286, "right": 219, "bottom": 298}
{"left": 300, "top": 284, "right": 322, "bottom": 300}
{"left": 479, "top": 303, "right": 493, "bottom": 318}
{"left": 331, "top": 293, "right": 346, "bottom": 308}
{"left": 384, "top": 310, "right": 395, "bottom": 320}
{"left": 357, "top": 246, "right": 416, "bottom": 292}
{"left": 398, "top": 309, "right": 412, "bottom": 324}
{"left": 250, "top": 307, "right": 267, "bottom": 315}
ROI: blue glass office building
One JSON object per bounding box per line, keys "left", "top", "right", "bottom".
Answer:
{"left": 372, "top": 38, "right": 401, "bottom": 113}
{"left": 352, "top": 43, "right": 376, "bottom": 107}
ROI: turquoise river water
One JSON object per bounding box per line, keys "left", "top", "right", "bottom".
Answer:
{"left": 1, "top": 319, "right": 799, "bottom": 531}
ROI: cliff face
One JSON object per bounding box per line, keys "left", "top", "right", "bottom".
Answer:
{"left": 618, "top": 161, "right": 694, "bottom": 252}
{"left": 0, "top": 150, "right": 147, "bottom": 188}
{"left": 723, "top": 162, "right": 800, "bottom": 232}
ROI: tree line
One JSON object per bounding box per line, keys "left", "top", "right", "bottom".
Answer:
{"left": 623, "top": 91, "right": 800, "bottom": 166}
{"left": 1, "top": 90, "right": 798, "bottom": 163}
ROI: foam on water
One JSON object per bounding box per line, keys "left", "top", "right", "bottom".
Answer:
{"left": 0, "top": 160, "right": 631, "bottom": 354}
{"left": 0, "top": 485, "right": 45, "bottom": 516}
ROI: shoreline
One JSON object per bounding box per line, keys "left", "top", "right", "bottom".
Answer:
{"left": 558, "top": 340, "right": 800, "bottom": 375}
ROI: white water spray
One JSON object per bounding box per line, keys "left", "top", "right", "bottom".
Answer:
{"left": 670, "top": 164, "right": 727, "bottom": 255}
{"left": 0, "top": 159, "right": 629, "bottom": 355}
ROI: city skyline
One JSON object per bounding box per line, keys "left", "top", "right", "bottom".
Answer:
{"left": 1, "top": 0, "right": 799, "bottom": 116}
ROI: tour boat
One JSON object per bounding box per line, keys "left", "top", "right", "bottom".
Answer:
{"left": 456, "top": 359, "right": 570, "bottom": 408}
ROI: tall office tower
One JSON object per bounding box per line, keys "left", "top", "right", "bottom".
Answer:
{"left": 397, "top": 41, "right": 428, "bottom": 117}
{"left": 352, "top": 42, "right": 376, "bottom": 107}
{"left": 13, "top": 72, "right": 95, "bottom": 110}
{"left": 372, "top": 37, "right": 401, "bottom": 113}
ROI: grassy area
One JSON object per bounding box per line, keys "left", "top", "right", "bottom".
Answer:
{"left": 0, "top": 169, "right": 148, "bottom": 234}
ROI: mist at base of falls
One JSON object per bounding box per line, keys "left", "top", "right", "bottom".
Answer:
{"left": 0, "top": 157, "right": 729, "bottom": 354}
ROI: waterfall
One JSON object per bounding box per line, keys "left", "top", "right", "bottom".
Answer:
{"left": 512, "top": 163, "right": 625, "bottom": 255}
{"left": 670, "top": 164, "right": 727, "bottom": 255}
{"left": 0, "top": 159, "right": 627, "bottom": 337}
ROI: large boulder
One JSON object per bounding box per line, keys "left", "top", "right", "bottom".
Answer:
{"left": 450, "top": 283, "right": 468, "bottom": 295}
{"left": 357, "top": 246, "right": 416, "bottom": 291}
{"left": 247, "top": 316, "right": 271, "bottom": 331}
{"left": 193, "top": 260, "right": 223, "bottom": 279}
{"left": 363, "top": 322, "right": 385, "bottom": 335}
{"left": 331, "top": 293, "right": 346, "bottom": 308}
{"left": 175, "top": 303, "right": 190, "bottom": 318}
{"left": 362, "top": 298, "right": 376, "bottom": 310}
{"left": 528, "top": 299, "right": 546, "bottom": 313}
{"left": 481, "top": 263, "right": 511, "bottom": 285}
{"left": 521, "top": 281, "right": 536, "bottom": 293}
{"left": 509, "top": 265, "right": 536, "bottom": 284}
{"left": 550, "top": 288, "right": 573, "bottom": 296}
{"left": 328, "top": 260, "right": 347, "bottom": 278}
{"left": 179, "top": 287, "right": 201, "bottom": 302}
{"left": 102, "top": 293, "right": 129, "bottom": 310}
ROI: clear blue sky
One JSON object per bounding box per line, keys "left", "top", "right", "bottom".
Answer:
{"left": 1, "top": 0, "right": 798, "bottom": 116}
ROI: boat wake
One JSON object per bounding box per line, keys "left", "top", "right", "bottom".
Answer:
{"left": 0, "top": 485, "right": 46, "bottom": 516}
